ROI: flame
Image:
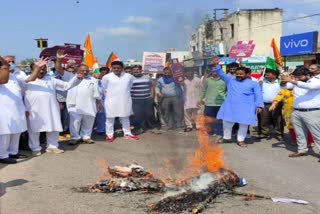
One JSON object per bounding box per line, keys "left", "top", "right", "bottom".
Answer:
{"left": 174, "top": 115, "right": 225, "bottom": 183}
{"left": 95, "top": 159, "right": 111, "bottom": 181}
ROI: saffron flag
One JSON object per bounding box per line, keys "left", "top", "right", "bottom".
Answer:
{"left": 106, "top": 52, "right": 119, "bottom": 68}
{"left": 265, "top": 38, "right": 283, "bottom": 70}
{"left": 83, "top": 34, "right": 95, "bottom": 68}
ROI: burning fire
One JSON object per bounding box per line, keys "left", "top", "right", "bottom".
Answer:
{"left": 96, "top": 159, "right": 111, "bottom": 181}
{"left": 174, "top": 115, "right": 225, "bottom": 182}
{"left": 94, "top": 115, "right": 225, "bottom": 186}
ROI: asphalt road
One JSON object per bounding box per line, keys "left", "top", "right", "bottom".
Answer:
{"left": 1, "top": 130, "right": 319, "bottom": 214}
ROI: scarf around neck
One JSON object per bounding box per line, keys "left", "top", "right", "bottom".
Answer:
{"left": 163, "top": 76, "right": 175, "bottom": 84}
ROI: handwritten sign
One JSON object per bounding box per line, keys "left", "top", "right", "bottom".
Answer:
{"left": 229, "top": 40, "right": 255, "bottom": 58}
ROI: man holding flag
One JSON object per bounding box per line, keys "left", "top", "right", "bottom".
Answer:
{"left": 257, "top": 38, "right": 283, "bottom": 139}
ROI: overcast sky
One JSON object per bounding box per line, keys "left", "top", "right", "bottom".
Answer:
{"left": 1, "top": 0, "right": 319, "bottom": 62}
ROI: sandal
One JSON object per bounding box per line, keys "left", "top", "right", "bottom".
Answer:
{"left": 184, "top": 128, "right": 193, "bottom": 132}
{"left": 237, "top": 141, "right": 247, "bottom": 147}
{"left": 308, "top": 143, "right": 315, "bottom": 148}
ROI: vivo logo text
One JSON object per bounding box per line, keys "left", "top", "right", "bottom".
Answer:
{"left": 284, "top": 39, "right": 309, "bottom": 49}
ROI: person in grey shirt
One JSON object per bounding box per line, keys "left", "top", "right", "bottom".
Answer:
{"left": 156, "top": 67, "right": 184, "bottom": 131}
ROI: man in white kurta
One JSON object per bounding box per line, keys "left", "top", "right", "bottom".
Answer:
{"left": 183, "top": 69, "right": 201, "bottom": 131}
{"left": 101, "top": 61, "right": 138, "bottom": 142}
{"left": 25, "top": 64, "right": 83, "bottom": 155}
{"left": 54, "top": 51, "right": 102, "bottom": 144}
{"left": 0, "top": 58, "right": 47, "bottom": 163}
{"left": 66, "top": 72, "right": 101, "bottom": 144}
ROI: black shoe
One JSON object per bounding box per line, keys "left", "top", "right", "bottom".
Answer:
{"left": 0, "top": 158, "right": 17, "bottom": 164}
{"left": 9, "top": 154, "right": 28, "bottom": 159}
{"left": 222, "top": 139, "right": 233, "bottom": 144}
{"left": 256, "top": 134, "right": 270, "bottom": 139}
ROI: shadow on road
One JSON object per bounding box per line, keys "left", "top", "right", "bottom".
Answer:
{"left": 272, "top": 139, "right": 320, "bottom": 159}
{"left": 0, "top": 179, "right": 28, "bottom": 197}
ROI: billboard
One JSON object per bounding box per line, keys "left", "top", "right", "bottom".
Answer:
{"left": 142, "top": 52, "right": 166, "bottom": 73}
{"left": 280, "top": 31, "right": 318, "bottom": 56}
{"left": 229, "top": 40, "right": 255, "bottom": 58}
{"left": 203, "top": 43, "right": 225, "bottom": 56}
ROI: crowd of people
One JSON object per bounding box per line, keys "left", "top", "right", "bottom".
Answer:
{"left": 1, "top": 52, "right": 320, "bottom": 164}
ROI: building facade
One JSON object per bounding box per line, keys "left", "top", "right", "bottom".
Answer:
{"left": 189, "top": 8, "right": 283, "bottom": 56}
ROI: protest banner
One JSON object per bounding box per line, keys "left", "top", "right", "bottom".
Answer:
{"left": 170, "top": 58, "right": 184, "bottom": 82}
{"left": 229, "top": 40, "right": 255, "bottom": 58}
{"left": 142, "top": 52, "right": 166, "bottom": 73}
{"left": 40, "top": 43, "right": 84, "bottom": 66}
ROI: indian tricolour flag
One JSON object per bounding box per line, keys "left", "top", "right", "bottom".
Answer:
{"left": 265, "top": 38, "right": 283, "bottom": 70}
{"left": 92, "top": 62, "right": 100, "bottom": 74}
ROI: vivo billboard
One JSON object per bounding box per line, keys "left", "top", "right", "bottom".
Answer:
{"left": 280, "top": 31, "right": 318, "bottom": 56}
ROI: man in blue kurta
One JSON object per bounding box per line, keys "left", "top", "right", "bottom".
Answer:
{"left": 211, "top": 57, "right": 264, "bottom": 147}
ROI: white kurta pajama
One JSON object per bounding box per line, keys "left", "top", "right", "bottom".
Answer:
{"left": 24, "top": 75, "right": 81, "bottom": 151}
{"left": 101, "top": 72, "right": 134, "bottom": 137}
{"left": 64, "top": 74, "right": 100, "bottom": 140}
{"left": 0, "top": 74, "right": 27, "bottom": 159}
{"left": 184, "top": 77, "right": 201, "bottom": 128}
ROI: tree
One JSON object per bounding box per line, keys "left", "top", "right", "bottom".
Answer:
{"left": 203, "top": 14, "right": 213, "bottom": 40}
{"left": 20, "top": 58, "right": 34, "bottom": 65}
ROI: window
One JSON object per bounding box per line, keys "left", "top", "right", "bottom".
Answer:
{"left": 220, "top": 28, "right": 223, "bottom": 40}
{"left": 230, "top": 24, "right": 234, "bottom": 38}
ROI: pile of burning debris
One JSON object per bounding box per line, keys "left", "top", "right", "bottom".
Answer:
{"left": 85, "top": 164, "right": 165, "bottom": 193}
{"left": 78, "top": 116, "right": 247, "bottom": 213}
{"left": 79, "top": 163, "right": 244, "bottom": 213}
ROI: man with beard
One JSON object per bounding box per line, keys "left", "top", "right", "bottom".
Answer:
{"left": 102, "top": 61, "right": 139, "bottom": 142}
{"left": 25, "top": 60, "right": 84, "bottom": 156}
{"left": 309, "top": 64, "right": 320, "bottom": 77}
{"left": 211, "top": 57, "right": 264, "bottom": 147}
{"left": 281, "top": 67, "right": 320, "bottom": 161}
{"left": 156, "top": 67, "right": 184, "bottom": 131}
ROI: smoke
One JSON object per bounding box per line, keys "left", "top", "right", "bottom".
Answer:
{"left": 189, "top": 173, "right": 214, "bottom": 192}
{"left": 91, "top": 9, "right": 206, "bottom": 61}
{"left": 163, "top": 173, "right": 215, "bottom": 198}
{"left": 152, "top": 10, "right": 205, "bottom": 52}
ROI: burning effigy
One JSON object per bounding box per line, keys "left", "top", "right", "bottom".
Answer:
{"left": 78, "top": 115, "right": 246, "bottom": 213}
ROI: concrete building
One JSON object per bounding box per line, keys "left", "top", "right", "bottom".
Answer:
{"left": 124, "top": 59, "right": 142, "bottom": 67}
{"left": 189, "top": 8, "right": 283, "bottom": 56}
{"left": 189, "top": 24, "right": 206, "bottom": 53}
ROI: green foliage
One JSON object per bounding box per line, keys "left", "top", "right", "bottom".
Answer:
{"left": 204, "top": 14, "right": 213, "bottom": 39}
{"left": 20, "top": 58, "right": 33, "bottom": 65}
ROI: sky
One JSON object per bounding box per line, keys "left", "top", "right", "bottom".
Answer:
{"left": 1, "top": 0, "right": 320, "bottom": 63}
